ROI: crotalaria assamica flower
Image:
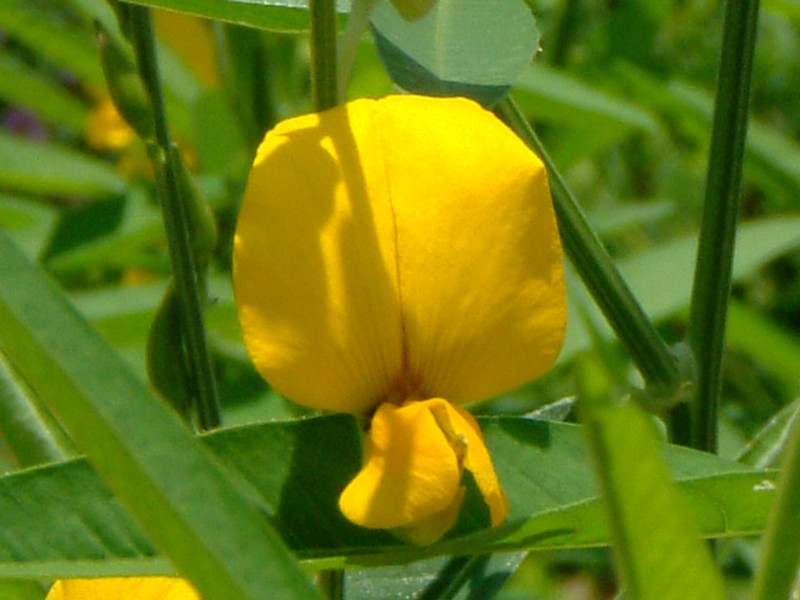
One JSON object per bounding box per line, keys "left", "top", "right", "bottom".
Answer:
{"left": 234, "top": 95, "right": 566, "bottom": 544}
{"left": 46, "top": 577, "right": 198, "bottom": 600}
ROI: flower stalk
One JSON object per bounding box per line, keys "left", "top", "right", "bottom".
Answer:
{"left": 687, "top": 0, "right": 760, "bottom": 453}
{"left": 126, "top": 6, "right": 221, "bottom": 430}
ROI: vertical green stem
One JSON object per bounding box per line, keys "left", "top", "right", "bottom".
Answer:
{"left": 687, "top": 0, "right": 760, "bottom": 452}
{"left": 310, "top": 0, "right": 339, "bottom": 110}
{"left": 128, "top": 7, "right": 221, "bottom": 431}
{"left": 310, "top": 0, "right": 343, "bottom": 596}
{"left": 498, "top": 97, "right": 681, "bottom": 395}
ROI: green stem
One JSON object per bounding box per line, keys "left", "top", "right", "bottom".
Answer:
{"left": 310, "top": 0, "right": 339, "bottom": 110}
{"left": 687, "top": 0, "right": 760, "bottom": 452}
{"left": 128, "top": 7, "right": 221, "bottom": 431}
{"left": 752, "top": 412, "right": 800, "bottom": 600}
{"left": 498, "top": 97, "right": 681, "bottom": 395}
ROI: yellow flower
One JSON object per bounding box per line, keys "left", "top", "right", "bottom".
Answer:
{"left": 46, "top": 577, "right": 199, "bottom": 600}
{"left": 234, "top": 95, "right": 566, "bottom": 543}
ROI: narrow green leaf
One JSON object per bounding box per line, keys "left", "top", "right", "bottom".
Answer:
{"left": 0, "top": 56, "right": 89, "bottom": 133}
{"left": 0, "top": 0, "right": 104, "bottom": 87}
{"left": 727, "top": 300, "right": 800, "bottom": 390}
{"left": 0, "top": 131, "right": 124, "bottom": 198}
{"left": 577, "top": 359, "right": 725, "bottom": 600}
{"left": 0, "top": 232, "right": 318, "bottom": 600}
{"left": 753, "top": 408, "right": 800, "bottom": 600}
{"left": 371, "top": 0, "right": 540, "bottom": 106}
{"left": 123, "top": 0, "right": 350, "bottom": 31}
{"left": 736, "top": 398, "right": 800, "bottom": 468}
{"left": 0, "top": 193, "right": 59, "bottom": 260}
{"left": 0, "top": 352, "right": 74, "bottom": 468}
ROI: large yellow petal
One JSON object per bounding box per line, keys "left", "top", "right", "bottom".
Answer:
{"left": 235, "top": 96, "right": 565, "bottom": 412}
{"left": 46, "top": 578, "right": 198, "bottom": 600}
{"left": 338, "top": 400, "right": 463, "bottom": 530}
{"left": 234, "top": 102, "right": 404, "bottom": 413}
{"left": 376, "top": 95, "right": 566, "bottom": 404}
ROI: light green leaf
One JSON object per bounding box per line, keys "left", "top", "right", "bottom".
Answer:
{"left": 576, "top": 359, "right": 725, "bottom": 600}
{"left": 0, "top": 232, "right": 318, "bottom": 600}
{"left": 0, "top": 132, "right": 125, "bottom": 198}
{"left": 123, "top": 0, "right": 350, "bottom": 31}
{"left": 370, "top": 0, "right": 540, "bottom": 106}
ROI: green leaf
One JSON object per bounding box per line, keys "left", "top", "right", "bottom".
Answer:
{"left": 561, "top": 217, "right": 800, "bottom": 360}
{"left": 0, "top": 132, "right": 125, "bottom": 198}
{"left": 752, "top": 404, "right": 800, "bottom": 600}
{"left": 0, "top": 193, "right": 59, "bottom": 260}
{"left": 370, "top": 0, "right": 540, "bottom": 106}
{"left": 123, "top": 0, "right": 350, "bottom": 32}
{"left": 727, "top": 300, "right": 800, "bottom": 391}
{"left": 0, "top": 56, "right": 89, "bottom": 133}
{"left": 0, "top": 0, "right": 104, "bottom": 87}
{"left": 0, "top": 232, "right": 318, "bottom": 600}
{"left": 576, "top": 358, "right": 725, "bottom": 600}
{"left": 0, "top": 414, "right": 775, "bottom": 576}
{"left": 346, "top": 553, "right": 527, "bottom": 600}
{"left": 737, "top": 398, "right": 800, "bottom": 468}
{"left": 0, "top": 351, "right": 74, "bottom": 468}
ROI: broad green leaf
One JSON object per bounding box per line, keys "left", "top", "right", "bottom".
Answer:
{"left": 123, "top": 0, "right": 350, "bottom": 31}
{"left": 0, "top": 56, "right": 89, "bottom": 133}
{"left": 0, "top": 415, "right": 775, "bottom": 576}
{"left": 0, "top": 132, "right": 125, "bottom": 198}
{"left": 346, "top": 553, "right": 528, "bottom": 600}
{"left": 0, "top": 232, "right": 318, "bottom": 600}
{"left": 576, "top": 359, "right": 724, "bottom": 600}
{"left": 370, "top": 0, "right": 540, "bottom": 106}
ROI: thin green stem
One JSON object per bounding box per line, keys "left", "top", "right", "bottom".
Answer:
{"left": 687, "top": 0, "right": 760, "bottom": 452}
{"left": 310, "top": 0, "right": 339, "bottom": 110}
{"left": 498, "top": 97, "right": 681, "bottom": 395}
{"left": 128, "top": 7, "right": 221, "bottom": 431}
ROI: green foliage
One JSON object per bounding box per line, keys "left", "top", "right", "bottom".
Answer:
{"left": 0, "top": 0, "right": 798, "bottom": 598}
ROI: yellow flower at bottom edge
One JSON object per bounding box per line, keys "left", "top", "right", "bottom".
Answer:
{"left": 46, "top": 577, "right": 198, "bottom": 600}
{"left": 234, "top": 95, "right": 566, "bottom": 544}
